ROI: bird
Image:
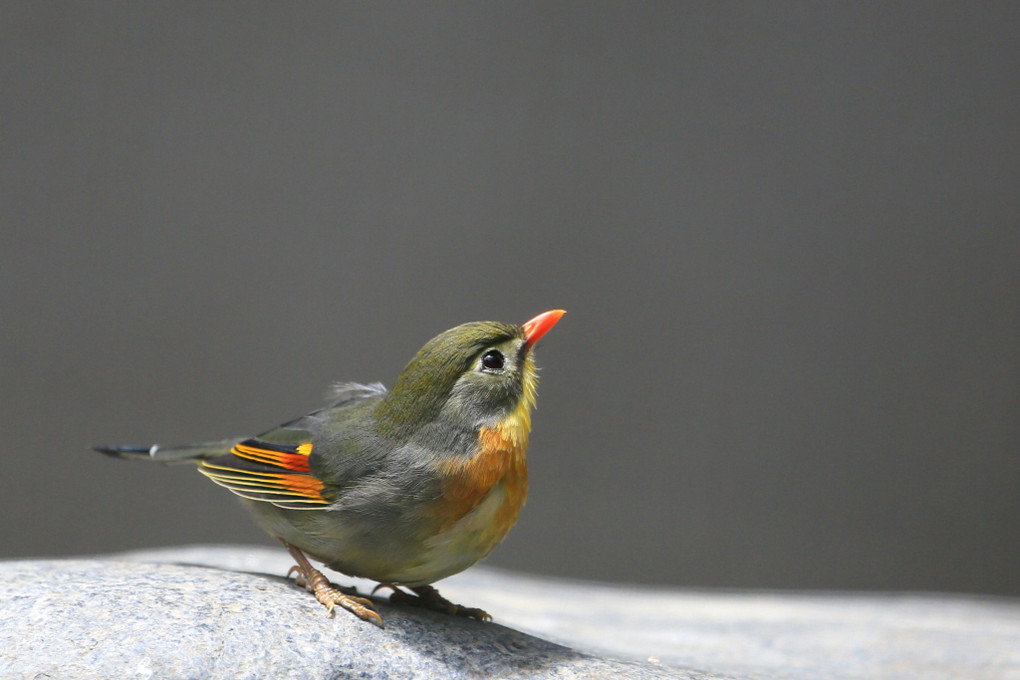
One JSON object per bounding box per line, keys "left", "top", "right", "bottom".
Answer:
{"left": 96, "top": 309, "right": 565, "bottom": 627}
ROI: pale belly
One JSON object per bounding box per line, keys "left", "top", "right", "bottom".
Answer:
{"left": 389, "top": 479, "right": 519, "bottom": 585}
{"left": 242, "top": 478, "right": 523, "bottom": 586}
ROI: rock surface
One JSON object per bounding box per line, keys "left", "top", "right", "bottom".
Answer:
{"left": 2, "top": 545, "right": 1017, "bottom": 680}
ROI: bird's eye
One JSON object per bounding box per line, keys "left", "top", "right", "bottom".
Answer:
{"left": 481, "top": 349, "right": 505, "bottom": 371}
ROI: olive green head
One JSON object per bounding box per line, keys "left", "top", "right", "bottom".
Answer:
{"left": 375, "top": 311, "right": 564, "bottom": 437}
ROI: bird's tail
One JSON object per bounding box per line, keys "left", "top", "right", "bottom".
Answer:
{"left": 93, "top": 439, "right": 240, "bottom": 464}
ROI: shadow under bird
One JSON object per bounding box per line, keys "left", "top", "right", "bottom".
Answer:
{"left": 96, "top": 310, "right": 565, "bottom": 626}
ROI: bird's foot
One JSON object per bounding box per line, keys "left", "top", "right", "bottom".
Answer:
{"left": 287, "top": 565, "right": 361, "bottom": 597}
{"left": 379, "top": 583, "right": 491, "bottom": 622}
{"left": 283, "top": 543, "right": 383, "bottom": 627}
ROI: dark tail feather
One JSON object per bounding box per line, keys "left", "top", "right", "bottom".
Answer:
{"left": 93, "top": 440, "right": 238, "bottom": 464}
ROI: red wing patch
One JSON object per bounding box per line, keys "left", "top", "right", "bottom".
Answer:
{"left": 198, "top": 439, "right": 329, "bottom": 510}
{"left": 232, "top": 439, "right": 313, "bottom": 472}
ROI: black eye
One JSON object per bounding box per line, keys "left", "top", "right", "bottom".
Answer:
{"left": 481, "top": 349, "right": 505, "bottom": 371}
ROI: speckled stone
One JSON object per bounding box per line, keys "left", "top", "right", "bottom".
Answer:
{"left": 2, "top": 546, "right": 1018, "bottom": 680}
{"left": 0, "top": 557, "right": 698, "bottom": 679}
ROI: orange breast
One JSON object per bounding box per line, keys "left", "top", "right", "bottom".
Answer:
{"left": 434, "top": 423, "right": 529, "bottom": 535}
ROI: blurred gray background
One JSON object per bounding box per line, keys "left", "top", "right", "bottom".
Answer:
{"left": 2, "top": 3, "right": 1018, "bottom": 595}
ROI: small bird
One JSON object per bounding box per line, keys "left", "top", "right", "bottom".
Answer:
{"left": 96, "top": 310, "right": 564, "bottom": 626}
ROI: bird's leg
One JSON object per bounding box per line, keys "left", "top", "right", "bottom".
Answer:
{"left": 386, "top": 584, "right": 491, "bottom": 622}
{"left": 281, "top": 541, "right": 383, "bottom": 627}
{"left": 285, "top": 565, "right": 359, "bottom": 597}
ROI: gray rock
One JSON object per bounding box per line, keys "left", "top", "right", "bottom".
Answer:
{"left": 0, "top": 553, "right": 707, "bottom": 680}
{"left": 2, "top": 546, "right": 1018, "bottom": 680}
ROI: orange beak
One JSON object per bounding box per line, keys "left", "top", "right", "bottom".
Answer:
{"left": 521, "top": 309, "right": 566, "bottom": 350}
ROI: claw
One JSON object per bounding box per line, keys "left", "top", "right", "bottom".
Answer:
{"left": 281, "top": 541, "right": 384, "bottom": 627}
{"left": 391, "top": 584, "right": 491, "bottom": 622}
{"left": 371, "top": 582, "right": 399, "bottom": 597}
